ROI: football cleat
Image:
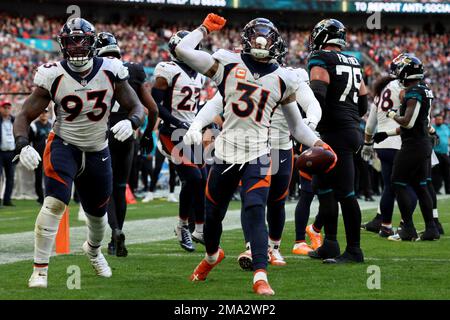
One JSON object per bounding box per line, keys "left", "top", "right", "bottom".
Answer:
{"left": 379, "top": 226, "right": 394, "bottom": 238}
{"left": 388, "top": 224, "right": 418, "bottom": 242}
{"left": 82, "top": 241, "right": 112, "bottom": 278}
{"left": 238, "top": 249, "right": 253, "bottom": 271}
{"left": 323, "top": 248, "right": 364, "bottom": 264}
{"left": 192, "top": 230, "right": 205, "bottom": 245}
{"left": 142, "top": 192, "right": 154, "bottom": 203}
{"left": 114, "top": 229, "right": 128, "bottom": 257}
{"left": 292, "top": 242, "right": 313, "bottom": 255}
{"left": 28, "top": 268, "right": 48, "bottom": 288}
{"left": 190, "top": 248, "right": 225, "bottom": 281}
{"left": 418, "top": 226, "right": 440, "bottom": 241}
{"left": 107, "top": 239, "right": 116, "bottom": 256}
{"left": 308, "top": 239, "right": 340, "bottom": 260}
{"left": 361, "top": 215, "right": 382, "bottom": 233}
{"left": 305, "top": 224, "right": 323, "bottom": 250}
{"left": 269, "top": 247, "right": 286, "bottom": 266}
{"left": 253, "top": 280, "right": 275, "bottom": 296}
{"left": 167, "top": 193, "right": 179, "bottom": 203}
{"left": 175, "top": 225, "right": 195, "bottom": 252}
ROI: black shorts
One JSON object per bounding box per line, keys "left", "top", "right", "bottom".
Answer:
{"left": 391, "top": 143, "right": 432, "bottom": 186}
{"left": 313, "top": 128, "right": 362, "bottom": 200}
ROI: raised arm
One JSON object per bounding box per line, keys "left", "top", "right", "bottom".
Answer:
{"left": 175, "top": 14, "right": 226, "bottom": 78}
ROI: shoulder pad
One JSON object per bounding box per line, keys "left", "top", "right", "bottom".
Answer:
{"left": 212, "top": 49, "right": 241, "bottom": 64}
{"left": 33, "top": 62, "right": 62, "bottom": 92}
{"left": 102, "top": 57, "right": 129, "bottom": 81}
{"left": 154, "top": 62, "right": 181, "bottom": 86}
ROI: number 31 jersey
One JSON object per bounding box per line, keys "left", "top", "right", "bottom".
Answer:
{"left": 154, "top": 61, "right": 205, "bottom": 129}
{"left": 34, "top": 56, "right": 129, "bottom": 152}
{"left": 308, "top": 50, "right": 362, "bottom": 133}
{"left": 211, "top": 50, "right": 299, "bottom": 164}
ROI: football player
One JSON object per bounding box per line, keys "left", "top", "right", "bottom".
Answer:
{"left": 177, "top": 14, "right": 332, "bottom": 295}
{"left": 307, "top": 19, "right": 369, "bottom": 264}
{"left": 152, "top": 30, "right": 208, "bottom": 252}
{"left": 13, "top": 18, "right": 145, "bottom": 288}
{"left": 373, "top": 54, "right": 440, "bottom": 241}
{"left": 361, "top": 55, "right": 405, "bottom": 237}
{"left": 96, "top": 31, "right": 158, "bottom": 257}
{"left": 238, "top": 43, "right": 323, "bottom": 268}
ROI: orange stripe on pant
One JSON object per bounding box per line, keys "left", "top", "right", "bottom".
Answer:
{"left": 247, "top": 162, "right": 272, "bottom": 193}
{"left": 205, "top": 168, "right": 218, "bottom": 205}
{"left": 274, "top": 149, "right": 294, "bottom": 202}
{"left": 159, "top": 133, "right": 198, "bottom": 168}
{"left": 43, "top": 132, "right": 68, "bottom": 186}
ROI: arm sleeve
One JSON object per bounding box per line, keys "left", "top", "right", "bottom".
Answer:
{"left": 190, "top": 91, "right": 224, "bottom": 130}
{"left": 281, "top": 102, "right": 320, "bottom": 148}
{"left": 365, "top": 103, "right": 378, "bottom": 136}
{"left": 296, "top": 80, "right": 322, "bottom": 125}
{"left": 151, "top": 87, "right": 183, "bottom": 127}
{"left": 175, "top": 28, "right": 216, "bottom": 75}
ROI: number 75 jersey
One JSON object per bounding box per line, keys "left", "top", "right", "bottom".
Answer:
{"left": 33, "top": 57, "right": 129, "bottom": 152}
{"left": 210, "top": 49, "right": 299, "bottom": 164}
{"left": 308, "top": 50, "right": 363, "bottom": 132}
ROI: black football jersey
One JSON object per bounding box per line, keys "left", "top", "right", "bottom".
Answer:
{"left": 399, "top": 82, "right": 433, "bottom": 146}
{"left": 308, "top": 50, "right": 363, "bottom": 132}
{"left": 109, "top": 61, "right": 146, "bottom": 126}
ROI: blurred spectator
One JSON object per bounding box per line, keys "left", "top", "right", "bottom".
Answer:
{"left": 29, "top": 109, "right": 52, "bottom": 204}
{"left": 0, "top": 100, "right": 16, "bottom": 206}
{"left": 432, "top": 115, "right": 450, "bottom": 194}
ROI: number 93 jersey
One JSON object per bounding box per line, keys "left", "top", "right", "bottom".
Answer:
{"left": 33, "top": 56, "right": 129, "bottom": 152}
{"left": 308, "top": 50, "right": 362, "bottom": 132}
{"left": 211, "top": 49, "right": 299, "bottom": 164}
{"left": 154, "top": 61, "right": 205, "bottom": 128}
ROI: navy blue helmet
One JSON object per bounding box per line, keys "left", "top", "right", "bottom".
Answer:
{"left": 241, "top": 18, "right": 283, "bottom": 60}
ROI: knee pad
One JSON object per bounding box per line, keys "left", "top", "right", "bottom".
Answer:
{"left": 35, "top": 197, "right": 66, "bottom": 236}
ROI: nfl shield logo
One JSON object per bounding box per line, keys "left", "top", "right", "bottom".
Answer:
{"left": 253, "top": 73, "right": 260, "bottom": 80}
{"left": 80, "top": 79, "right": 88, "bottom": 87}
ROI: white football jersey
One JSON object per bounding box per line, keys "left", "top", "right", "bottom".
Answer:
{"left": 154, "top": 61, "right": 205, "bottom": 127}
{"left": 211, "top": 50, "right": 299, "bottom": 164}
{"left": 373, "top": 80, "right": 403, "bottom": 150}
{"left": 34, "top": 57, "right": 129, "bottom": 152}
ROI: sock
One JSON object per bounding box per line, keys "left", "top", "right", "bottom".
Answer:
{"left": 195, "top": 223, "right": 204, "bottom": 233}
{"left": 310, "top": 224, "right": 321, "bottom": 234}
{"left": 179, "top": 218, "right": 188, "bottom": 227}
{"left": 268, "top": 238, "right": 281, "bottom": 250}
{"left": 253, "top": 269, "right": 268, "bottom": 284}
{"left": 382, "top": 223, "right": 392, "bottom": 229}
{"left": 205, "top": 250, "right": 219, "bottom": 265}
{"left": 433, "top": 208, "right": 439, "bottom": 218}
{"left": 34, "top": 197, "right": 66, "bottom": 265}
{"left": 33, "top": 266, "right": 48, "bottom": 274}
{"left": 85, "top": 213, "right": 107, "bottom": 252}
{"left": 245, "top": 242, "right": 251, "bottom": 251}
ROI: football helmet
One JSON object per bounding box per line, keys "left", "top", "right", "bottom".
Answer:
{"left": 393, "top": 53, "right": 424, "bottom": 83}
{"left": 241, "top": 18, "right": 283, "bottom": 60}
{"left": 168, "top": 30, "right": 201, "bottom": 62}
{"left": 309, "top": 19, "right": 347, "bottom": 51}
{"left": 96, "top": 32, "right": 121, "bottom": 58}
{"left": 57, "top": 18, "right": 97, "bottom": 68}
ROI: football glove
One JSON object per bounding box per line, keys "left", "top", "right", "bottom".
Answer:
{"left": 111, "top": 119, "right": 133, "bottom": 142}
{"left": 386, "top": 110, "right": 397, "bottom": 119}
{"left": 319, "top": 142, "right": 338, "bottom": 173}
{"left": 202, "top": 13, "right": 227, "bottom": 33}
{"left": 361, "top": 142, "right": 374, "bottom": 162}
{"left": 15, "top": 145, "right": 41, "bottom": 171}
{"left": 183, "top": 123, "right": 203, "bottom": 145}
{"left": 373, "top": 132, "right": 388, "bottom": 144}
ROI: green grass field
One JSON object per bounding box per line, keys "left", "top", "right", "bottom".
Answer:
{"left": 0, "top": 198, "right": 449, "bottom": 300}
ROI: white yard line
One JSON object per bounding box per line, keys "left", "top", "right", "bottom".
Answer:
{"left": 1, "top": 196, "right": 449, "bottom": 265}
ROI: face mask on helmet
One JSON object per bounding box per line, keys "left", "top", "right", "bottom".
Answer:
{"left": 58, "top": 18, "right": 97, "bottom": 68}
{"left": 242, "top": 19, "right": 281, "bottom": 60}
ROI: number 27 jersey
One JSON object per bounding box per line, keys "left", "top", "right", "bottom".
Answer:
{"left": 211, "top": 50, "right": 299, "bottom": 164}
{"left": 34, "top": 57, "right": 129, "bottom": 152}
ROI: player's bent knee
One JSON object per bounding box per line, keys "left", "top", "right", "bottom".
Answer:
{"left": 42, "top": 196, "right": 66, "bottom": 216}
